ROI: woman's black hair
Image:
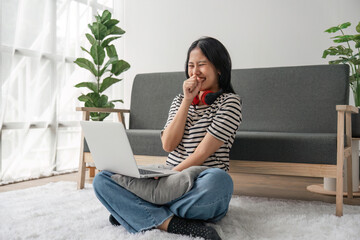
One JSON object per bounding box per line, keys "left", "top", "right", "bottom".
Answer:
{"left": 185, "top": 37, "right": 235, "bottom": 93}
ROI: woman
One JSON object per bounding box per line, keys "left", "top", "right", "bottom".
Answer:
{"left": 93, "top": 37, "right": 242, "bottom": 240}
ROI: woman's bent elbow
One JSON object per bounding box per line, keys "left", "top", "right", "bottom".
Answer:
{"left": 162, "top": 143, "right": 175, "bottom": 152}
{"left": 163, "top": 144, "right": 175, "bottom": 152}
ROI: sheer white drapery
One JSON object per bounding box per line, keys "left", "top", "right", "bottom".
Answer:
{"left": 0, "top": 0, "right": 119, "bottom": 184}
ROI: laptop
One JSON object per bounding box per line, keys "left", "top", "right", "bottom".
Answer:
{"left": 80, "top": 121, "right": 178, "bottom": 178}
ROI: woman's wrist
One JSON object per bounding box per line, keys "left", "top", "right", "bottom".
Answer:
{"left": 180, "top": 97, "right": 193, "bottom": 109}
{"left": 182, "top": 99, "right": 192, "bottom": 106}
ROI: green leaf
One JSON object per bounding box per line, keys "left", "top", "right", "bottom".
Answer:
{"left": 323, "top": 46, "right": 345, "bottom": 58}
{"left": 96, "top": 95, "right": 108, "bottom": 107}
{"left": 356, "top": 22, "right": 360, "bottom": 33}
{"left": 332, "top": 35, "right": 354, "bottom": 43}
{"left": 101, "top": 10, "right": 111, "bottom": 23}
{"left": 324, "top": 46, "right": 353, "bottom": 57}
{"left": 322, "top": 50, "right": 330, "bottom": 58}
{"left": 82, "top": 92, "right": 101, "bottom": 108}
{"left": 89, "top": 111, "right": 111, "bottom": 121}
{"left": 109, "top": 99, "right": 124, "bottom": 103}
{"left": 99, "top": 57, "right": 118, "bottom": 77}
{"left": 350, "top": 73, "right": 360, "bottom": 84}
{"left": 107, "top": 26, "right": 125, "bottom": 36}
{"left": 89, "top": 22, "right": 107, "bottom": 40}
{"left": 100, "top": 77, "right": 122, "bottom": 93}
{"left": 75, "top": 82, "right": 98, "bottom": 92}
{"left": 90, "top": 44, "right": 105, "bottom": 65}
{"left": 78, "top": 94, "right": 92, "bottom": 102}
{"left": 104, "top": 19, "right": 119, "bottom": 28}
{"left": 325, "top": 22, "right": 351, "bottom": 33}
{"left": 355, "top": 41, "right": 360, "bottom": 48}
{"left": 81, "top": 47, "right": 91, "bottom": 56}
{"left": 339, "top": 56, "right": 350, "bottom": 60}
{"left": 353, "top": 34, "right": 360, "bottom": 40}
{"left": 329, "top": 59, "right": 348, "bottom": 64}
{"left": 101, "top": 37, "right": 121, "bottom": 48}
{"left": 104, "top": 101, "right": 115, "bottom": 109}
{"left": 91, "top": 112, "right": 111, "bottom": 121}
{"left": 90, "top": 112, "right": 99, "bottom": 120}
{"left": 74, "top": 58, "right": 98, "bottom": 76}
{"left": 85, "top": 34, "right": 96, "bottom": 45}
{"left": 88, "top": 92, "right": 101, "bottom": 104}
{"left": 350, "top": 58, "right": 360, "bottom": 65}
{"left": 106, "top": 45, "right": 118, "bottom": 59}
{"left": 340, "top": 47, "right": 353, "bottom": 56}
{"left": 325, "top": 26, "right": 341, "bottom": 33}
{"left": 85, "top": 101, "right": 95, "bottom": 108}
{"left": 339, "top": 22, "right": 351, "bottom": 29}
{"left": 95, "top": 15, "right": 101, "bottom": 23}
{"left": 111, "top": 60, "right": 131, "bottom": 76}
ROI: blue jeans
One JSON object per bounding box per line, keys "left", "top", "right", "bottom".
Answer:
{"left": 93, "top": 168, "right": 233, "bottom": 233}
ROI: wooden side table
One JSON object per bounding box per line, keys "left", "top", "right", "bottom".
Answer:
{"left": 76, "top": 107, "right": 130, "bottom": 189}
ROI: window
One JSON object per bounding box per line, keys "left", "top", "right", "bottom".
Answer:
{"left": 0, "top": 0, "right": 117, "bottom": 183}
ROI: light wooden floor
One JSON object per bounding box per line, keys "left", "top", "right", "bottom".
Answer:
{"left": 1, "top": 169, "right": 359, "bottom": 206}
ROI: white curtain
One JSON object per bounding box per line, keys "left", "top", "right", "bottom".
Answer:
{"left": 0, "top": 0, "right": 120, "bottom": 184}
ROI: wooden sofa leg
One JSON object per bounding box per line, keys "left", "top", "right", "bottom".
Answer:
{"left": 345, "top": 111, "right": 353, "bottom": 199}
{"left": 346, "top": 155, "right": 353, "bottom": 199}
{"left": 336, "top": 111, "right": 344, "bottom": 217}
{"left": 336, "top": 159, "right": 344, "bottom": 217}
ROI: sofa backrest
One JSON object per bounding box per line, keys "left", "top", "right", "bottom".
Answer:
{"left": 130, "top": 65, "right": 349, "bottom": 133}
{"left": 232, "top": 65, "right": 349, "bottom": 133}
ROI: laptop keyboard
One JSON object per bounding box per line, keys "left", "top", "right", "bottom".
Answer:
{"left": 139, "top": 169, "right": 161, "bottom": 175}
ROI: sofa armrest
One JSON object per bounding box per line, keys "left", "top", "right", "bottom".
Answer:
{"left": 336, "top": 105, "right": 359, "bottom": 114}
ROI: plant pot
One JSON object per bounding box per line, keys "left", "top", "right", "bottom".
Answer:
{"left": 352, "top": 107, "right": 360, "bottom": 137}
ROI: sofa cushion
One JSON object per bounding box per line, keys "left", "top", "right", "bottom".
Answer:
{"left": 230, "top": 131, "right": 337, "bottom": 165}
{"left": 87, "top": 130, "right": 337, "bottom": 165}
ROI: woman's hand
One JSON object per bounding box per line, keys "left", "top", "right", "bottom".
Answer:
{"left": 183, "top": 75, "right": 203, "bottom": 104}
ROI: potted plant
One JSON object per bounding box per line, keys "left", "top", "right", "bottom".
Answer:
{"left": 74, "top": 10, "right": 130, "bottom": 121}
{"left": 323, "top": 21, "right": 360, "bottom": 136}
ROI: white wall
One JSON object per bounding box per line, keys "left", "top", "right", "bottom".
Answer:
{"left": 116, "top": 0, "right": 360, "bottom": 108}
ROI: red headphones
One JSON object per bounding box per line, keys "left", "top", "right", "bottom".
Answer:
{"left": 192, "top": 90, "right": 214, "bottom": 105}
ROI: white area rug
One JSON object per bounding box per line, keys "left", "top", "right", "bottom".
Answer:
{"left": 1, "top": 181, "right": 360, "bottom": 240}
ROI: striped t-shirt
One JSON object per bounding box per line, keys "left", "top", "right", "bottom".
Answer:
{"left": 162, "top": 93, "right": 242, "bottom": 171}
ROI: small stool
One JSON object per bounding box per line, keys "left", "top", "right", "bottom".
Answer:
{"left": 76, "top": 107, "right": 130, "bottom": 189}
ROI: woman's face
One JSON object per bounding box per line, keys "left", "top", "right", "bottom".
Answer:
{"left": 187, "top": 47, "right": 220, "bottom": 92}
